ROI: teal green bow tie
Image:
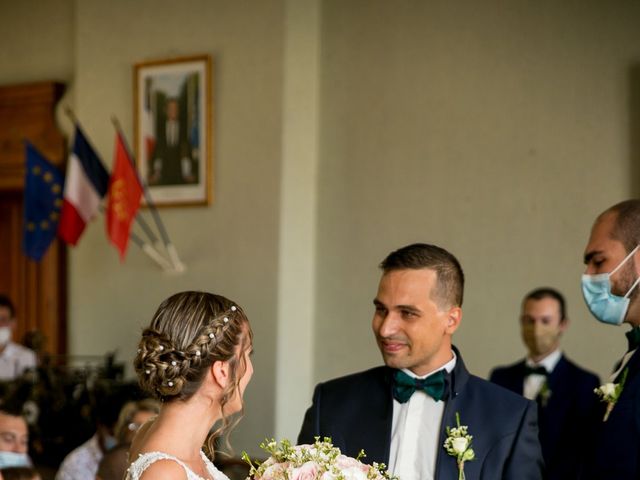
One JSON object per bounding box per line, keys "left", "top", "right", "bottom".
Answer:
{"left": 524, "top": 365, "right": 548, "bottom": 377}
{"left": 392, "top": 369, "right": 446, "bottom": 403}
{"left": 626, "top": 326, "right": 640, "bottom": 351}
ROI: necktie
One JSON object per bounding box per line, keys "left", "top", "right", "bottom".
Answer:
{"left": 524, "top": 365, "right": 548, "bottom": 377}
{"left": 626, "top": 326, "right": 640, "bottom": 351}
{"left": 392, "top": 369, "right": 446, "bottom": 403}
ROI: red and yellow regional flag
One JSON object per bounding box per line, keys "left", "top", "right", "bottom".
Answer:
{"left": 106, "top": 133, "right": 142, "bottom": 261}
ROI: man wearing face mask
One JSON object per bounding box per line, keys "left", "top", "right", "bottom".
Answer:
{"left": 582, "top": 199, "right": 640, "bottom": 479}
{"left": 0, "top": 296, "right": 36, "bottom": 381}
{"left": 0, "top": 405, "right": 32, "bottom": 470}
{"left": 489, "top": 287, "right": 599, "bottom": 480}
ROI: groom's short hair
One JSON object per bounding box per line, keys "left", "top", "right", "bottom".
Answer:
{"left": 379, "top": 243, "right": 464, "bottom": 308}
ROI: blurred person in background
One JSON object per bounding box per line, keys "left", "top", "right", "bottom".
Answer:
{"left": 0, "top": 296, "right": 36, "bottom": 381}
{"left": 95, "top": 398, "right": 160, "bottom": 480}
{"left": 490, "top": 287, "right": 599, "bottom": 479}
{"left": 0, "top": 404, "right": 30, "bottom": 470}
{"left": 55, "top": 384, "right": 132, "bottom": 480}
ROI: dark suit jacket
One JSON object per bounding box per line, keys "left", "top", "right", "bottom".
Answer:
{"left": 150, "top": 122, "right": 191, "bottom": 186}
{"left": 298, "top": 348, "right": 544, "bottom": 480}
{"left": 584, "top": 348, "right": 640, "bottom": 479}
{"left": 489, "top": 355, "right": 600, "bottom": 480}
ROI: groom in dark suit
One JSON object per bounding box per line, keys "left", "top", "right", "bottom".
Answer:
{"left": 489, "top": 287, "right": 599, "bottom": 480}
{"left": 581, "top": 200, "right": 640, "bottom": 479}
{"left": 298, "top": 243, "right": 544, "bottom": 479}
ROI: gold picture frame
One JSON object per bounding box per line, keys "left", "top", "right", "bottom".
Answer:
{"left": 133, "top": 54, "right": 212, "bottom": 206}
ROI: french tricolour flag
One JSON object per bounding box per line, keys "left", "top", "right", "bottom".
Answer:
{"left": 58, "top": 126, "right": 110, "bottom": 245}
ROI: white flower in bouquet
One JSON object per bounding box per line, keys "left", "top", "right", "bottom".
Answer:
{"left": 242, "top": 437, "right": 397, "bottom": 480}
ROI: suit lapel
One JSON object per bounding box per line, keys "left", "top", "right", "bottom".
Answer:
{"left": 539, "top": 355, "right": 570, "bottom": 453}
{"left": 366, "top": 367, "right": 394, "bottom": 465}
{"left": 435, "top": 346, "right": 471, "bottom": 480}
{"left": 511, "top": 361, "right": 527, "bottom": 395}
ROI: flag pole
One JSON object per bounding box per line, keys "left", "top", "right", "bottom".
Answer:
{"left": 95, "top": 206, "right": 171, "bottom": 271}
{"left": 62, "top": 107, "right": 163, "bottom": 252}
{"left": 129, "top": 230, "right": 174, "bottom": 271}
{"left": 110, "top": 116, "right": 186, "bottom": 273}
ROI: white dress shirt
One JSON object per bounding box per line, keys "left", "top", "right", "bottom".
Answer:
{"left": 523, "top": 349, "right": 561, "bottom": 400}
{"left": 55, "top": 434, "right": 102, "bottom": 480}
{"left": 388, "top": 352, "right": 457, "bottom": 480}
{"left": 0, "top": 341, "right": 37, "bottom": 380}
{"left": 166, "top": 120, "right": 179, "bottom": 146}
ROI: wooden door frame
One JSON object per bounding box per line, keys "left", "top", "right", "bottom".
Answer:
{"left": 0, "top": 81, "right": 67, "bottom": 355}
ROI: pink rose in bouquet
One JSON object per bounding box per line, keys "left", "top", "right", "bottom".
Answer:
{"left": 243, "top": 437, "right": 396, "bottom": 480}
{"left": 290, "top": 461, "right": 320, "bottom": 480}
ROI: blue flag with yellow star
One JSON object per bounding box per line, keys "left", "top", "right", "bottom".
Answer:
{"left": 22, "top": 141, "right": 64, "bottom": 261}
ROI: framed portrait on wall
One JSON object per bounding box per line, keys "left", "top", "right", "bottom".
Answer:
{"left": 134, "top": 55, "right": 212, "bottom": 206}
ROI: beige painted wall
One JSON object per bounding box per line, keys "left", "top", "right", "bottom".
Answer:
{"left": 72, "top": 0, "right": 284, "bottom": 454}
{"left": 3, "top": 0, "right": 640, "bottom": 453}
{"left": 314, "top": 0, "right": 640, "bottom": 393}
{"left": 1, "top": 0, "right": 284, "bottom": 455}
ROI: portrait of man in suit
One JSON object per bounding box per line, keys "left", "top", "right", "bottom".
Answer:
{"left": 298, "top": 243, "right": 544, "bottom": 479}
{"left": 148, "top": 96, "right": 198, "bottom": 187}
{"left": 489, "top": 287, "right": 599, "bottom": 480}
{"left": 581, "top": 199, "right": 640, "bottom": 479}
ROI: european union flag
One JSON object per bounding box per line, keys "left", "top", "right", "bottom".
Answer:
{"left": 22, "top": 141, "right": 64, "bottom": 261}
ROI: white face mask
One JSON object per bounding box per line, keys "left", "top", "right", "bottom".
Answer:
{"left": 0, "top": 451, "right": 31, "bottom": 468}
{"left": 0, "top": 326, "right": 12, "bottom": 346}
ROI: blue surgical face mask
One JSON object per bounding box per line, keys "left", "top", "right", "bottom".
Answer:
{"left": 0, "top": 451, "right": 31, "bottom": 469}
{"left": 103, "top": 434, "right": 117, "bottom": 451}
{"left": 582, "top": 245, "right": 640, "bottom": 325}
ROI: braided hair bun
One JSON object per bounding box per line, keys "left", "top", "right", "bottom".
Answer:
{"left": 134, "top": 291, "right": 249, "bottom": 401}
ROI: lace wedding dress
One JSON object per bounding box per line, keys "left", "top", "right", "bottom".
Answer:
{"left": 126, "top": 450, "right": 230, "bottom": 480}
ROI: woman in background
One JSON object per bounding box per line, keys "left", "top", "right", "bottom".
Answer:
{"left": 96, "top": 398, "right": 160, "bottom": 480}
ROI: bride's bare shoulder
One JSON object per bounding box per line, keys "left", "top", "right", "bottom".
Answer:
{"left": 139, "top": 458, "right": 189, "bottom": 480}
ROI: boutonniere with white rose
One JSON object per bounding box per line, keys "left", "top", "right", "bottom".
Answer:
{"left": 443, "top": 412, "right": 475, "bottom": 480}
{"left": 594, "top": 367, "right": 628, "bottom": 422}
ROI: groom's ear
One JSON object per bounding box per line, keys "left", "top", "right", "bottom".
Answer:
{"left": 211, "top": 360, "right": 230, "bottom": 388}
{"left": 444, "top": 306, "right": 462, "bottom": 334}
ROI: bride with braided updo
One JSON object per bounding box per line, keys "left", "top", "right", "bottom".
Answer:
{"left": 126, "top": 291, "right": 253, "bottom": 480}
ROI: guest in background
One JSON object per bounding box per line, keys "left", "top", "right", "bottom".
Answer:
{"left": 581, "top": 199, "right": 640, "bottom": 478}
{"left": 489, "top": 287, "right": 599, "bottom": 479}
{"left": 55, "top": 384, "right": 131, "bottom": 480}
{"left": 95, "top": 398, "right": 160, "bottom": 480}
{"left": 0, "top": 405, "right": 30, "bottom": 470}
{"left": 0, "top": 296, "right": 36, "bottom": 381}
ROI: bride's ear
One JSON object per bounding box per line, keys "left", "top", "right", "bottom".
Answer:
{"left": 211, "top": 360, "right": 230, "bottom": 388}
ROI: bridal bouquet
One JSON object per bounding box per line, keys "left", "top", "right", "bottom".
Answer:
{"left": 242, "top": 437, "right": 396, "bottom": 480}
